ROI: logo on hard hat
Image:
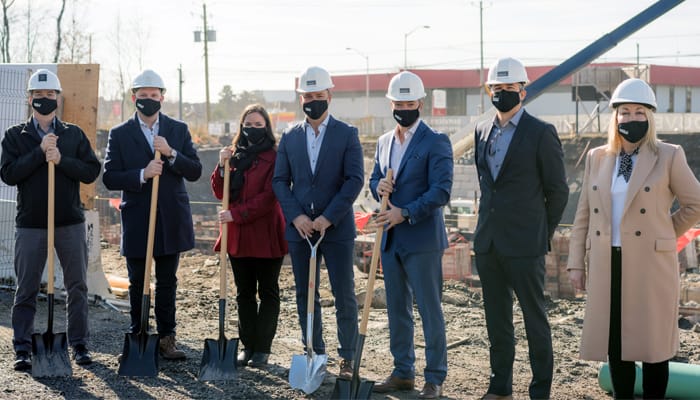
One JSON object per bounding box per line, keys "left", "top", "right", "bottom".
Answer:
{"left": 497, "top": 71, "right": 508, "bottom": 77}
{"left": 399, "top": 88, "right": 410, "bottom": 93}
{"left": 306, "top": 80, "right": 316, "bottom": 86}
{"left": 39, "top": 74, "right": 47, "bottom": 82}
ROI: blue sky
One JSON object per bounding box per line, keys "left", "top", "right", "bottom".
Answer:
{"left": 71, "top": 0, "right": 700, "bottom": 101}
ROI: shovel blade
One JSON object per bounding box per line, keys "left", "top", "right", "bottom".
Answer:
{"left": 198, "top": 337, "right": 238, "bottom": 381}
{"left": 289, "top": 353, "right": 328, "bottom": 394}
{"left": 331, "top": 378, "right": 375, "bottom": 400}
{"left": 31, "top": 331, "right": 72, "bottom": 377}
{"left": 118, "top": 331, "right": 159, "bottom": 377}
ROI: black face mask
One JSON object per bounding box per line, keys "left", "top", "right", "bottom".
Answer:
{"left": 618, "top": 120, "right": 648, "bottom": 144}
{"left": 302, "top": 100, "right": 328, "bottom": 120}
{"left": 242, "top": 127, "right": 267, "bottom": 145}
{"left": 491, "top": 89, "right": 521, "bottom": 113}
{"left": 393, "top": 108, "right": 420, "bottom": 127}
{"left": 135, "top": 98, "right": 161, "bottom": 117}
{"left": 31, "top": 97, "right": 58, "bottom": 115}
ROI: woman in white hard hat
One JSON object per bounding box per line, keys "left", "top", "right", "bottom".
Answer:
{"left": 211, "top": 104, "right": 287, "bottom": 368}
{"left": 568, "top": 78, "right": 700, "bottom": 399}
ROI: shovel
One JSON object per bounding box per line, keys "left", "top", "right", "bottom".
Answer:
{"left": 199, "top": 158, "right": 238, "bottom": 381}
{"left": 32, "top": 161, "right": 72, "bottom": 378}
{"left": 118, "top": 151, "right": 161, "bottom": 377}
{"left": 289, "top": 233, "right": 328, "bottom": 394}
{"left": 331, "top": 168, "right": 393, "bottom": 399}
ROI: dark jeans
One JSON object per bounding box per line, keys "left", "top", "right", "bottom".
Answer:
{"left": 230, "top": 256, "right": 283, "bottom": 354}
{"left": 476, "top": 252, "right": 553, "bottom": 399}
{"left": 126, "top": 253, "right": 179, "bottom": 337}
{"left": 608, "top": 247, "right": 669, "bottom": 400}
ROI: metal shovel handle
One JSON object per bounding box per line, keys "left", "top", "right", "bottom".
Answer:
{"left": 304, "top": 233, "right": 324, "bottom": 356}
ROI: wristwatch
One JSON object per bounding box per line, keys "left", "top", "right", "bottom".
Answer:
{"left": 401, "top": 208, "right": 410, "bottom": 221}
{"left": 168, "top": 149, "right": 177, "bottom": 161}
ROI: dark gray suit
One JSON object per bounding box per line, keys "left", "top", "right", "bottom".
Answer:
{"left": 473, "top": 109, "right": 568, "bottom": 399}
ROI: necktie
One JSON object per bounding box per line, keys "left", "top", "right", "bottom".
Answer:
{"left": 617, "top": 147, "right": 639, "bottom": 183}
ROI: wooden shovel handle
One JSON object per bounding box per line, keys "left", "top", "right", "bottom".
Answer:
{"left": 47, "top": 161, "right": 55, "bottom": 295}
{"left": 220, "top": 158, "right": 230, "bottom": 300}
{"left": 359, "top": 168, "right": 393, "bottom": 335}
{"left": 143, "top": 151, "right": 161, "bottom": 296}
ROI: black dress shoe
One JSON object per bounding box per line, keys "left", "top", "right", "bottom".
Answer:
{"left": 73, "top": 344, "right": 93, "bottom": 365}
{"left": 237, "top": 350, "right": 253, "bottom": 367}
{"left": 373, "top": 375, "right": 415, "bottom": 393}
{"left": 248, "top": 352, "right": 269, "bottom": 368}
{"left": 14, "top": 351, "right": 31, "bottom": 371}
{"left": 418, "top": 382, "right": 443, "bottom": 399}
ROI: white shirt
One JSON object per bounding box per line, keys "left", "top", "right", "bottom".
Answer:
{"left": 610, "top": 152, "right": 637, "bottom": 246}
{"left": 389, "top": 118, "right": 420, "bottom": 174}
{"left": 138, "top": 114, "right": 160, "bottom": 152}
{"left": 304, "top": 114, "right": 330, "bottom": 173}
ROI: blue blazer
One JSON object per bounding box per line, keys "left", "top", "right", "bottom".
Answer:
{"left": 369, "top": 121, "right": 453, "bottom": 254}
{"left": 103, "top": 113, "right": 202, "bottom": 258}
{"left": 473, "top": 110, "right": 569, "bottom": 257}
{"left": 272, "top": 116, "right": 364, "bottom": 242}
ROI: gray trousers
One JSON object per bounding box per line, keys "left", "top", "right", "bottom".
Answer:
{"left": 12, "top": 223, "right": 89, "bottom": 353}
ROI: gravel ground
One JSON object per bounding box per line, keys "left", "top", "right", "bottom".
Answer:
{"left": 0, "top": 245, "right": 698, "bottom": 399}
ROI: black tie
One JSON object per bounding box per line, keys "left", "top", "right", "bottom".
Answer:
{"left": 618, "top": 148, "right": 639, "bottom": 183}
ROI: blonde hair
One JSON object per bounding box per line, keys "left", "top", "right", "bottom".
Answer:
{"left": 606, "top": 106, "right": 658, "bottom": 154}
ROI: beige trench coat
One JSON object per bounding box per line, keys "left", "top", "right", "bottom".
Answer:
{"left": 568, "top": 141, "right": 700, "bottom": 362}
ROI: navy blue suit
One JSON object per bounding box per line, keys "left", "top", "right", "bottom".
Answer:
{"left": 272, "top": 116, "right": 363, "bottom": 360}
{"left": 473, "top": 109, "right": 568, "bottom": 399}
{"left": 369, "top": 120, "right": 453, "bottom": 385}
{"left": 103, "top": 113, "right": 202, "bottom": 336}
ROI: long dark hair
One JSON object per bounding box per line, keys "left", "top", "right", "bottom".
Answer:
{"left": 232, "top": 103, "right": 276, "bottom": 147}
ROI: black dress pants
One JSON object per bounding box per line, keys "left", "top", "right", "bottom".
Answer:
{"left": 230, "top": 256, "right": 283, "bottom": 354}
{"left": 608, "top": 247, "right": 669, "bottom": 400}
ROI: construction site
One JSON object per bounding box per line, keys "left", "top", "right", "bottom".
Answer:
{"left": 1, "top": 1, "right": 700, "bottom": 399}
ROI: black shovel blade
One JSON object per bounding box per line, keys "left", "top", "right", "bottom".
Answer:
{"left": 331, "top": 378, "right": 375, "bottom": 400}
{"left": 117, "top": 331, "right": 159, "bottom": 377}
{"left": 198, "top": 336, "right": 238, "bottom": 381}
{"left": 31, "top": 331, "right": 72, "bottom": 377}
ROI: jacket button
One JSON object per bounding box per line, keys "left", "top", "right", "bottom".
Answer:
{"left": 596, "top": 231, "right": 600, "bottom": 236}
{"left": 635, "top": 231, "right": 641, "bottom": 236}
{"left": 490, "top": 208, "right": 495, "bottom": 212}
{"left": 592, "top": 185, "right": 597, "bottom": 191}
{"left": 640, "top": 208, "right": 646, "bottom": 214}
{"left": 644, "top": 187, "right": 650, "bottom": 192}
{"left": 594, "top": 208, "right": 598, "bottom": 213}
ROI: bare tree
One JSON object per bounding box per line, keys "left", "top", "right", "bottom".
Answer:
{"left": 60, "top": 0, "right": 89, "bottom": 63}
{"left": 1, "top": 0, "right": 14, "bottom": 63}
{"left": 52, "top": 0, "right": 66, "bottom": 63}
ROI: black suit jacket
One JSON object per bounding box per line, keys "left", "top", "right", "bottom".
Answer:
{"left": 473, "top": 110, "right": 568, "bottom": 257}
{"left": 102, "top": 113, "right": 202, "bottom": 258}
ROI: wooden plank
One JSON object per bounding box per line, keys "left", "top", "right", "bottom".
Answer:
{"left": 56, "top": 64, "right": 100, "bottom": 210}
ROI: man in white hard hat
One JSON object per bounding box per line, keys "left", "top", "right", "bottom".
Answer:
{"left": 370, "top": 71, "right": 453, "bottom": 399}
{"left": 473, "top": 57, "right": 568, "bottom": 399}
{"left": 1, "top": 68, "right": 101, "bottom": 371}
{"left": 103, "top": 69, "right": 202, "bottom": 361}
{"left": 272, "top": 66, "right": 364, "bottom": 381}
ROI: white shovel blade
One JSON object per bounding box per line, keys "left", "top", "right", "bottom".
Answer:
{"left": 289, "top": 353, "right": 328, "bottom": 394}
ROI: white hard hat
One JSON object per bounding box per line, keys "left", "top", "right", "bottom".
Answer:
{"left": 486, "top": 57, "right": 529, "bottom": 85}
{"left": 609, "top": 78, "right": 657, "bottom": 110}
{"left": 27, "top": 69, "right": 62, "bottom": 92}
{"left": 296, "top": 66, "right": 334, "bottom": 93}
{"left": 386, "top": 71, "right": 426, "bottom": 101}
{"left": 131, "top": 69, "right": 166, "bottom": 92}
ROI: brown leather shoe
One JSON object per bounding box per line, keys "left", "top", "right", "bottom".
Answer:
{"left": 159, "top": 335, "right": 186, "bottom": 360}
{"left": 372, "top": 375, "right": 415, "bottom": 393}
{"left": 418, "top": 382, "right": 443, "bottom": 399}
{"left": 338, "top": 359, "right": 353, "bottom": 380}
{"left": 480, "top": 393, "right": 513, "bottom": 400}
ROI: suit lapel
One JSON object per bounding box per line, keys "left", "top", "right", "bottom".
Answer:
{"left": 394, "top": 121, "right": 427, "bottom": 182}
{"left": 623, "top": 146, "right": 657, "bottom": 215}
{"left": 597, "top": 152, "right": 616, "bottom": 222}
{"left": 476, "top": 121, "right": 494, "bottom": 186}
{"left": 496, "top": 111, "right": 529, "bottom": 180}
{"left": 312, "top": 117, "right": 334, "bottom": 181}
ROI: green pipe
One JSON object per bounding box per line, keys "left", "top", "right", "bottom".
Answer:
{"left": 599, "top": 361, "right": 700, "bottom": 399}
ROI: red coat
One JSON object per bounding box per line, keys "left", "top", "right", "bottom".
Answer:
{"left": 211, "top": 148, "right": 288, "bottom": 258}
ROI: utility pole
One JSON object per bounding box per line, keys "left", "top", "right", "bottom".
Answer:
{"left": 178, "top": 64, "right": 184, "bottom": 120}
{"left": 479, "top": 0, "right": 484, "bottom": 114}
{"left": 203, "top": 2, "right": 211, "bottom": 133}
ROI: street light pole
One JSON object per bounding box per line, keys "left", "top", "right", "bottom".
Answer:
{"left": 347, "top": 47, "right": 370, "bottom": 117}
{"left": 403, "top": 25, "right": 430, "bottom": 70}
{"left": 194, "top": 2, "right": 216, "bottom": 134}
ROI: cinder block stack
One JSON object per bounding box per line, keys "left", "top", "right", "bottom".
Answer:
{"left": 545, "top": 231, "right": 576, "bottom": 299}
{"left": 442, "top": 243, "right": 472, "bottom": 281}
